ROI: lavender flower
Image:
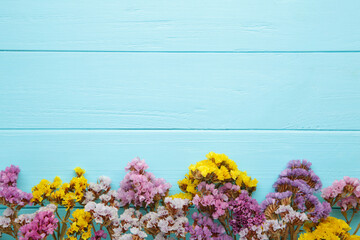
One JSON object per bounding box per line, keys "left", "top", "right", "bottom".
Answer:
{"left": 186, "top": 212, "right": 232, "bottom": 240}
{"left": 261, "top": 160, "right": 330, "bottom": 239}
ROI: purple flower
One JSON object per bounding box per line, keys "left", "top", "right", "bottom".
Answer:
{"left": 229, "top": 191, "right": 265, "bottom": 236}
{"left": 0, "top": 165, "right": 20, "bottom": 187}
{"left": 186, "top": 212, "right": 232, "bottom": 240}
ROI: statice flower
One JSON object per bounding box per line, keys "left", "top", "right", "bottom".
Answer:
{"left": 262, "top": 160, "right": 330, "bottom": 239}
{"left": 112, "top": 208, "right": 147, "bottom": 240}
{"left": 229, "top": 191, "right": 265, "bottom": 239}
{"left": 18, "top": 210, "right": 58, "bottom": 240}
{"left": 299, "top": 216, "right": 360, "bottom": 240}
{"left": 322, "top": 176, "right": 360, "bottom": 234}
{"left": 178, "top": 152, "right": 258, "bottom": 197}
{"left": 91, "top": 230, "right": 107, "bottom": 240}
{"left": 117, "top": 157, "right": 171, "bottom": 210}
{"left": 0, "top": 166, "right": 33, "bottom": 239}
{"left": 179, "top": 153, "right": 260, "bottom": 239}
{"left": 186, "top": 212, "right": 232, "bottom": 240}
{"left": 84, "top": 175, "right": 112, "bottom": 205}
{"left": 192, "top": 182, "right": 234, "bottom": 220}
{"left": 0, "top": 165, "right": 20, "bottom": 187}
{"left": 85, "top": 202, "right": 119, "bottom": 225}
{"left": 141, "top": 197, "right": 190, "bottom": 239}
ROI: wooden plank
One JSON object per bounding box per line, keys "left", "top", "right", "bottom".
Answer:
{"left": 1, "top": 52, "right": 360, "bottom": 129}
{"left": 0, "top": 0, "right": 359, "bottom": 51}
{"left": 0, "top": 130, "right": 359, "bottom": 202}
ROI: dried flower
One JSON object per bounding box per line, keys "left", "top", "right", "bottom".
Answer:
{"left": 117, "top": 157, "right": 171, "bottom": 210}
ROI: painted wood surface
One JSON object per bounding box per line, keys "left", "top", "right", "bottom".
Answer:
{"left": 1, "top": 0, "right": 360, "bottom": 238}
{"left": 1, "top": 52, "right": 360, "bottom": 129}
{"left": 0, "top": 0, "right": 360, "bottom": 51}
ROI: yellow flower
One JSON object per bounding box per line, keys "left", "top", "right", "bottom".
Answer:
{"left": 51, "top": 176, "right": 62, "bottom": 188}
{"left": 299, "top": 217, "right": 355, "bottom": 240}
{"left": 67, "top": 209, "right": 92, "bottom": 239}
{"left": 179, "top": 152, "right": 258, "bottom": 196}
{"left": 82, "top": 229, "right": 92, "bottom": 240}
{"left": 31, "top": 179, "right": 53, "bottom": 204}
{"left": 74, "top": 167, "right": 86, "bottom": 177}
{"left": 236, "top": 171, "right": 258, "bottom": 189}
{"left": 169, "top": 192, "right": 193, "bottom": 200}
{"left": 62, "top": 192, "right": 77, "bottom": 209}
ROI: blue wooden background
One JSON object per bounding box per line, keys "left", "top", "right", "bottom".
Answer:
{"left": 0, "top": 0, "right": 360, "bottom": 237}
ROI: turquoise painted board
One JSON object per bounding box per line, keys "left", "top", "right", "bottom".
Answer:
{"left": 0, "top": 0, "right": 360, "bottom": 51}
{"left": 1, "top": 52, "right": 360, "bottom": 129}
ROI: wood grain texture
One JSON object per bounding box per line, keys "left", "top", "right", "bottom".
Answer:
{"left": 1, "top": 52, "right": 360, "bottom": 129}
{"left": 0, "top": 0, "right": 360, "bottom": 51}
{"left": 0, "top": 130, "right": 359, "bottom": 202}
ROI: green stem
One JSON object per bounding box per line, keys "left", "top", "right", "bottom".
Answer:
{"left": 59, "top": 208, "right": 72, "bottom": 239}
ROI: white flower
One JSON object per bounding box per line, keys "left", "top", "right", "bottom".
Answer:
{"left": 3, "top": 208, "right": 14, "bottom": 217}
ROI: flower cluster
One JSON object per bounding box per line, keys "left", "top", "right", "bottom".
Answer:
{"left": 321, "top": 176, "right": 360, "bottom": 235}
{"left": 31, "top": 167, "right": 88, "bottom": 209}
{"left": 179, "top": 152, "right": 261, "bottom": 239}
{"left": 192, "top": 182, "right": 238, "bottom": 220}
{"left": 83, "top": 176, "right": 112, "bottom": 205}
{"left": 186, "top": 212, "right": 232, "bottom": 240}
{"left": 0, "top": 165, "right": 33, "bottom": 208}
{"left": 115, "top": 208, "right": 146, "bottom": 240}
{"left": 178, "top": 152, "right": 257, "bottom": 196}
{"left": 117, "top": 157, "right": 171, "bottom": 210}
{"left": 18, "top": 210, "right": 58, "bottom": 240}
{"left": 299, "top": 216, "right": 360, "bottom": 240}
{"left": 229, "top": 191, "right": 266, "bottom": 239}
{"left": 141, "top": 197, "right": 190, "bottom": 239}
{"left": 31, "top": 167, "right": 88, "bottom": 240}
{"left": 0, "top": 165, "right": 33, "bottom": 239}
{"left": 67, "top": 209, "right": 93, "bottom": 240}
{"left": 261, "top": 160, "right": 331, "bottom": 239}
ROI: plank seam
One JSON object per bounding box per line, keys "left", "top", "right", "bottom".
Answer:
{"left": 1, "top": 128, "right": 360, "bottom": 132}
{"left": 1, "top": 50, "right": 360, "bottom": 54}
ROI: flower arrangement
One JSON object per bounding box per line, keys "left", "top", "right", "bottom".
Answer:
{"left": 261, "top": 160, "right": 331, "bottom": 240}
{"left": 322, "top": 176, "right": 360, "bottom": 235}
{"left": 179, "top": 152, "right": 261, "bottom": 239}
{"left": 0, "top": 154, "right": 359, "bottom": 239}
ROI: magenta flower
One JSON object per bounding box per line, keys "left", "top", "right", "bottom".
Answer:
{"left": 91, "top": 230, "right": 107, "bottom": 240}
{"left": 229, "top": 191, "right": 265, "bottom": 236}
{"left": 18, "top": 211, "right": 58, "bottom": 240}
